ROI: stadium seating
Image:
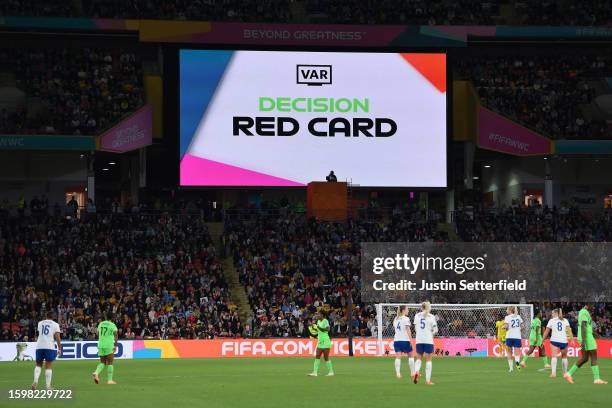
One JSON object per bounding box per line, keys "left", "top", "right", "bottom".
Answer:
{"left": 0, "top": 214, "right": 240, "bottom": 341}
{"left": 0, "top": 205, "right": 610, "bottom": 340}
{"left": 1, "top": 1, "right": 612, "bottom": 25}
{"left": 455, "top": 55, "right": 611, "bottom": 140}
{"left": 224, "top": 209, "right": 447, "bottom": 338}
{"left": 0, "top": 48, "right": 143, "bottom": 135}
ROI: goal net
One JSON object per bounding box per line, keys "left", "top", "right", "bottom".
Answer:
{"left": 375, "top": 303, "right": 533, "bottom": 356}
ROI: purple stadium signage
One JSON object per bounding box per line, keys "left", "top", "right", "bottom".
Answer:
{"left": 478, "top": 107, "right": 551, "bottom": 156}
{"left": 99, "top": 105, "right": 153, "bottom": 153}
{"left": 137, "top": 21, "right": 467, "bottom": 46}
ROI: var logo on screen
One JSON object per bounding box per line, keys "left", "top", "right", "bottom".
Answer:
{"left": 296, "top": 65, "right": 332, "bottom": 86}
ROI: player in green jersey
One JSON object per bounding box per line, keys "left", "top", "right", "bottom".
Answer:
{"left": 564, "top": 305, "right": 607, "bottom": 385}
{"left": 308, "top": 310, "right": 334, "bottom": 377}
{"left": 520, "top": 310, "right": 550, "bottom": 369}
{"left": 92, "top": 311, "right": 118, "bottom": 385}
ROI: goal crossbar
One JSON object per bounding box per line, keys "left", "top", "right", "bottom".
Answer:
{"left": 375, "top": 303, "right": 534, "bottom": 356}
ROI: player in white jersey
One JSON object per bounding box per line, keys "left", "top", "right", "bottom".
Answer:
{"left": 32, "top": 311, "right": 62, "bottom": 390}
{"left": 503, "top": 306, "right": 524, "bottom": 372}
{"left": 413, "top": 301, "right": 438, "bottom": 385}
{"left": 542, "top": 308, "right": 574, "bottom": 378}
{"left": 392, "top": 305, "right": 415, "bottom": 380}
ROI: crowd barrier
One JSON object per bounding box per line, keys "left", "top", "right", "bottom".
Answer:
{"left": 1, "top": 338, "right": 610, "bottom": 361}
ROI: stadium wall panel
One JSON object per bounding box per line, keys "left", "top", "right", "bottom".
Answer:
{"left": 4, "top": 339, "right": 611, "bottom": 361}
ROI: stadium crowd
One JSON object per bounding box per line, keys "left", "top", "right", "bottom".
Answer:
{"left": 0, "top": 48, "right": 143, "bottom": 135}
{"left": 84, "top": 0, "right": 292, "bottom": 22}
{"left": 455, "top": 205, "right": 612, "bottom": 242}
{"left": 224, "top": 209, "right": 445, "bottom": 338}
{"left": 455, "top": 55, "right": 611, "bottom": 140}
{"left": 0, "top": 214, "right": 240, "bottom": 342}
{"left": 1, "top": 1, "right": 612, "bottom": 25}
{"left": 305, "top": 0, "right": 497, "bottom": 25}
{"left": 0, "top": 201, "right": 611, "bottom": 341}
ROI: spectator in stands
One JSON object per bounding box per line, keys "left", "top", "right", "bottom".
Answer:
{"left": 0, "top": 213, "right": 239, "bottom": 340}
{"left": 0, "top": 48, "right": 143, "bottom": 135}
{"left": 455, "top": 55, "right": 611, "bottom": 140}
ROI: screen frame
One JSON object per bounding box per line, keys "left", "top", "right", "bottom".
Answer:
{"left": 169, "top": 44, "right": 452, "bottom": 191}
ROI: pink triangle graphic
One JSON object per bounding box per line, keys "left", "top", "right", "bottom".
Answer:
{"left": 180, "top": 154, "right": 305, "bottom": 186}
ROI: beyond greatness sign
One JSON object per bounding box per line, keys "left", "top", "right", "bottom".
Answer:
{"left": 180, "top": 50, "right": 447, "bottom": 187}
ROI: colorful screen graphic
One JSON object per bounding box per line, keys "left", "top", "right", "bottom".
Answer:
{"left": 180, "top": 50, "right": 447, "bottom": 187}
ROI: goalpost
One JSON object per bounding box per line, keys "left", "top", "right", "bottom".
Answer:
{"left": 375, "top": 303, "right": 534, "bottom": 356}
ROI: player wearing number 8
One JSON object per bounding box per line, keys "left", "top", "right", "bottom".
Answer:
{"left": 503, "top": 306, "right": 523, "bottom": 372}
{"left": 542, "top": 308, "right": 573, "bottom": 378}
{"left": 92, "top": 311, "right": 118, "bottom": 385}
{"left": 413, "top": 301, "right": 437, "bottom": 385}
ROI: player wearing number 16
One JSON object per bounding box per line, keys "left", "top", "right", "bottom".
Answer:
{"left": 92, "top": 311, "right": 119, "bottom": 385}
{"left": 32, "top": 310, "right": 62, "bottom": 390}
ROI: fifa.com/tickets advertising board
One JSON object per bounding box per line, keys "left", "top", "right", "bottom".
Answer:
{"left": 179, "top": 50, "right": 447, "bottom": 187}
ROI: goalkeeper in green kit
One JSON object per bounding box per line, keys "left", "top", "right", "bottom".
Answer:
{"left": 564, "top": 305, "right": 607, "bottom": 384}
{"left": 92, "top": 311, "right": 118, "bottom": 385}
{"left": 308, "top": 310, "right": 334, "bottom": 377}
{"left": 520, "top": 310, "right": 550, "bottom": 369}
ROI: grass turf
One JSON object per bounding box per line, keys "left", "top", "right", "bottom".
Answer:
{"left": 0, "top": 357, "right": 610, "bottom": 408}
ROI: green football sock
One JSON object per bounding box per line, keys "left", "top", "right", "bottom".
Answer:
{"left": 543, "top": 356, "right": 549, "bottom": 365}
{"left": 592, "top": 365, "right": 600, "bottom": 380}
{"left": 313, "top": 359, "right": 320, "bottom": 373}
{"left": 521, "top": 354, "right": 529, "bottom": 363}
{"left": 107, "top": 365, "right": 114, "bottom": 381}
{"left": 568, "top": 364, "right": 578, "bottom": 376}
{"left": 325, "top": 360, "right": 334, "bottom": 373}
{"left": 94, "top": 363, "right": 105, "bottom": 375}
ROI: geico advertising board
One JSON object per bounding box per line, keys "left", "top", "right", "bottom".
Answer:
{"left": 0, "top": 341, "right": 133, "bottom": 361}
{"left": 180, "top": 50, "right": 447, "bottom": 187}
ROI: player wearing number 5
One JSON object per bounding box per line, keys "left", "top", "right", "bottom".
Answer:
{"left": 32, "top": 310, "right": 62, "bottom": 390}
{"left": 503, "top": 306, "right": 523, "bottom": 372}
{"left": 93, "top": 311, "right": 119, "bottom": 385}
{"left": 413, "top": 301, "right": 437, "bottom": 385}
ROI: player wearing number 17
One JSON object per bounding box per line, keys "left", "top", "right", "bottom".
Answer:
{"left": 92, "top": 311, "right": 119, "bottom": 385}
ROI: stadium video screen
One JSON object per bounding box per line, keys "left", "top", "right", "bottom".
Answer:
{"left": 179, "top": 50, "right": 447, "bottom": 187}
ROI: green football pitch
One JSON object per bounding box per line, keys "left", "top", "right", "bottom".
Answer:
{"left": 1, "top": 357, "right": 610, "bottom": 408}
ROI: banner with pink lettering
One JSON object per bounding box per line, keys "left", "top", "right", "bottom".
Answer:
{"left": 99, "top": 105, "right": 153, "bottom": 153}
{"left": 477, "top": 107, "right": 552, "bottom": 156}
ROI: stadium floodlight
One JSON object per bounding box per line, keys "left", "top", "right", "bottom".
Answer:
{"left": 375, "top": 303, "right": 534, "bottom": 356}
